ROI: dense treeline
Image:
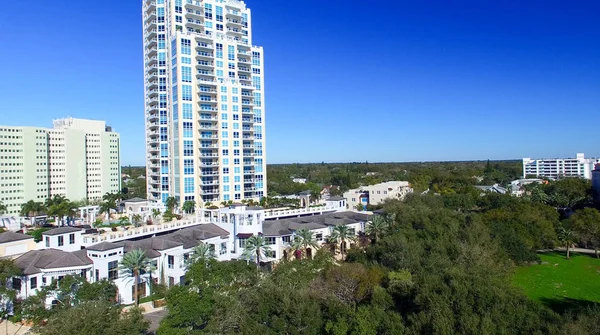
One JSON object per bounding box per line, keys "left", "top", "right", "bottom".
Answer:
{"left": 267, "top": 160, "right": 522, "bottom": 195}
{"left": 158, "top": 185, "right": 600, "bottom": 334}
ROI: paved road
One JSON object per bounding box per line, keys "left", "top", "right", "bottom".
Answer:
{"left": 144, "top": 310, "right": 168, "bottom": 334}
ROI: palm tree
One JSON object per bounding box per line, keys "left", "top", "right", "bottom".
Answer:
{"left": 132, "top": 214, "right": 142, "bottom": 227}
{"left": 151, "top": 208, "right": 161, "bottom": 221}
{"left": 557, "top": 226, "right": 577, "bottom": 259}
{"left": 289, "top": 237, "right": 303, "bottom": 260}
{"left": 185, "top": 243, "right": 215, "bottom": 269}
{"left": 366, "top": 215, "right": 389, "bottom": 243}
{"left": 165, "top": 197, "right": 178, "bottom": 212}
{"left": 242, "top": 235, "right": 272, "bottom": 270}
{"left": 329, "top": 225, "right": 356, "bottom": 259}
{"left": 182, "top": 200, "right": 196, "bottom": 214}
{"left": 119, "top": 249, "right": 152, "bottom": 306}
{"left": 99, "top": 201, "right": 115, "bottom": 224}
{"left": 295, "top": 228, "right": 319, "bottom": 258}
{"left": 20, "top": 200, "right": 46, "bottom": 225}
{"left": 0, "top": 201, "right": 6, "bottom": 214}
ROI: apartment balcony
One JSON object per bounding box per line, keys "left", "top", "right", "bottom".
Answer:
{"left": 143, "top": 0, "right": 155, "bottom": 13}
{"left": 241, "top": 118, "right": 253, "bottom": 124}
{"left": 147, "top": 97, "right": 159, "bottom": 106}
{"left": 241, "top": 108, "right": 253, "bottom": 115}
{"left": 148, "top": 121, "right": 159, "bottom": 130}
{"left": 242, "top": 127, "right": 254, "bottom": 132}
{"left": 198, "top": 78, "right": 217, "bottom": 87}
{"left": 238, "top": 66, "right": 251, "bottom": 74}
{"left": 198, "top": 124, "right": 218, "bottom": 131}
{"left": 227, "top": 18, "right": 243, "bottom": 26}
{"left": 243, "top": 160, "right": 254, "bottom": 166}
{"left": 185, "top": 0, "right": 203, "bottom": 10}
{"left": 199, "top": 161, "right": 219, "bottom": 168}
{"left": 199, "top": 115, "right": 218, "bottom": 121}
{"left": 146, "top": 69, "right": 158, "bottom": 80}
{"left": 237, "top": 48, "right": 250, "bottom": 56}
{"left": 146, "top": 47, "right": 158, "bottom": 58}
{"left": 199, "top": 134, "right": 219, "bottom": 140}
{"left": 196, "top": 42, "right": 214, "bottom": 51}
{"left": 145, "top": 29, "right": 157, "bottom": 38}
{"left": 227, "top": 28, "right": 243, "bottom": 36}
{"left": 149, "top": 154, "right": 160, "bottom": 162}
{"left": 199, "top": 106, "right": 218, "bottom": 112}
{"left": 198, "top": 87, "right": 218, "bottom": 95}
{"left": 200, "top": 144, "right": 219, "bottom": 149}
{"left": 226, "top": 9, "right": 242, "bottom": 18}
{"left": 200, "top": 180, "right": 220, "bottom": 186}
{"left": 201, "top": 170, "right": 220, "bottom": 176}
{"left": 244, "top": 178, "right": 255, "bottom": 183}
{"left": 237, "top": 58, "right": 250, "bottom": 65}
{"left": 148, "top": 129, "right": 160, "bottom": 138}
{"left": 147, "top": 88, "right": 159, "bottom": 98}
{"left": 242, "top": 144, "right": 254, "bottom": 149}
{"left": 244, "top": 187, "right": 257, "bottom": 192}
{"left": 241, "top": 99, "right": 253, "bottom": 106}
{"left": 243, "top": 170, "right": 255, "bottom": 175}
{"left": 146, "top": 56, "right": 158, "bottom": 66}
{"left": 243, "top": 152, "right": 254, "bottom": 157}
{"left": 185, "top": 9, "right": 203, "bottom": 19}
{"left": 242, "top": 135, "right": 255, "bottom": 140}
{"left": 187, "top": 19, "right": 204, "bottom": 28}
{"left": 147, "top": 113, "right": 159, "bottom": 122}
{"left": 200, "top": 152, "right": 219, "bottom": 157}
{"left": 144, "top": 20, "right": 156, "bottom": 30}
{"left": 197, "top": 70, "right": 215, "bottom": 78}
{"left": 196, "top": 51, "right": 214, "bottom": 60}
{"left": 196, "top": 60, "right": 213, "bottom": 69}
{"left": 144, "top": 11, "right": 157, "bottom": 24}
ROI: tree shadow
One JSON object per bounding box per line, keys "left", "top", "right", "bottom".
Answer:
{"left": 540, "top": 297, "right": 600, "bottom": 314}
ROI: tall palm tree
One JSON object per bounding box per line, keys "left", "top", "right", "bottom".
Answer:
{"left": 165, "top": 197, "right": 178, "bottom": 212}
{"left": 557, "top": 226, "right": 577, "bottom": 259}
{"left": 366, "top": 215, "right": 389, "bottom": 243}
{"left": 99, "top": 201, "right": 115, "bottom": 224}
{"left": 20, "top": 200, "right": 46, "bottom": 225}
{"left": 132, "top": 214, "right": 142, "bottom": 227}
{"left": 119, "top": 249, "right": 152, "bottom": 306}
{"left": 242, "top": 235, "right": 272, "bottom": 270}
{"left": 289, "top": 237, "right": 303, "bottom": 260}
{"left": 295, "top": 228, "right": 319, "bottom": 258}
{"left": 182, "top": 200, "right": 196, "bottom": 214}
{"left": 151, "top": 208, "right": 161, "bottom": 221}
{"left": 185, "top": 243, "right": 215, "bottom": 269}
{"left": 329, "top": 225, "right": 355, "bottom": 259}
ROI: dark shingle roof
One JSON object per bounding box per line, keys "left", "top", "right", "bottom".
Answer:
{"left": 124, "top": 197, "right": 146, "bottom": 203}
{"left": 263, "top": 211, "right": 368, "bottom": 236}
{"left": 246, "top": 206, "right": 264, "bottom": 210}
{"left": 0, "top": 232, "right": 33, "bottom": 243}
{"left": 327, "top": 196, "right": 345, "bottom": 201}
{"left": 42, "top": 227, "right": 82, "bottom": 236}
{"left": 160, "top": 223, "right": 229, "bottom": 249}
{"left": 15, "top": 249, "right": 92, "bottom": 275}
{"left": 87, "top": 241, "right": 121, "bottom": 252}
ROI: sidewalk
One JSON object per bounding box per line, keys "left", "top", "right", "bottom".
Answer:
{"left": 0, "top": 321, "right": 30, "bottom": 335}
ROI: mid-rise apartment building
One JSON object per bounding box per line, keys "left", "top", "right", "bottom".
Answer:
{"left": 0, "top": 118, "right": 121, "bottom": 215}
{"left": 522, "top": 153, "right": 600, "bottom": 180}
{"left": 143, "top": 0, "right": 267, "bottom": 206}
{"left": 344, "top": 181, "right": 413, "bottom": 209}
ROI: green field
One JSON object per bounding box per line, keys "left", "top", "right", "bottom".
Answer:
{"left": 513, "top": 252, "right": 600, "bottom": 304}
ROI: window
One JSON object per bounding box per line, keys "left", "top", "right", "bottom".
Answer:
{"left": 69, "top": 233, "right": 75, "bottom": 244}
{"left": 316, "top": 233, "right": 323, "bottom": 241}
{"left": 168, "top": 255, "right": 175, "bottom": 269}
{"left": 58, "top": 236, "right": 64, "bottom": 247}
{"left": 30, "top": 277, "right": 37, "bottom": 289}
{"left": 12, "top": 278, "right": 21, "bottom": 291}
{"left": 282, "top": 236, "right": 292, "bottom": 243}
{"left": 45, "top": 236, "right": 49, "bottom": 247}
{"left": 108, "top": 261, "right": 118, "bottom": 280}
{"left": 182, "top": 85, "right": 192, "bottom": 101}
{"left": 182, "top": 66, "right": 192, "bottom": 82}
{"left": 238, "top": 239, "right": 247, "bottom": 248}
{"left": 168, "top": 276, "right": 175, "bottom": 287}
{"left": 184, "top": 177, "right": 194, "bottom": 193}
{"left": 220, "top": 242, "right": 227, "bottom": 255}
{"left": 265, "top": 237, "right": 276, "bottom": 245}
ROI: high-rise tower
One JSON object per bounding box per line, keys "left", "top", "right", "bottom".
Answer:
{"left": 142, "top": 0, "right": 266, "bottom": 205}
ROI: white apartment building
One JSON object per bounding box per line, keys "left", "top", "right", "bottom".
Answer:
{"left": 344, "top": 181, "right": 413, "bottom": 209}
{"left": 6, "top": 198, "right": 372, "bottom": 305}
{"left": 0, "top": 118, "right": 121, "bottom": 215}
{"left": 143, "top": 0, "right": 267, "bottom": 206}
{"left": 522, "top": 153, "right": 600, "bottom": 180}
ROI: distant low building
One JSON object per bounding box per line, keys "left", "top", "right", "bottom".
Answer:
{"left": 523, "top": 153, "right": 600, "bottom": 180}
{"left": 344, "top": 181, "right": 413, "bottom": 209}
{"left": 291, "top": 177, "right": 307, "bottom": 184}
{"left": 509, "top": 178, "right": 545, "bottom": 197}
{"left": 475, "top": 184, "right": 507, "bottom": 195}
{"left": 0, "top": 232, "right": 37, "bottom": 258}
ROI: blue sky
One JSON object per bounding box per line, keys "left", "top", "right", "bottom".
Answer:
{"left": 0, "top": 0, "right": 598, "bottom": 165}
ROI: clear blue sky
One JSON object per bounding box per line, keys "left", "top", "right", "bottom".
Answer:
{"left": 1, "top": 0, "right": 599, "bottom": 165}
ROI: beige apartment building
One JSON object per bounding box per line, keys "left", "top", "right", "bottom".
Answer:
{"left": 344, "top": 181, "right": 413, "bottom": 209}
{"left": 0, "top": 118, "right": 120, "bottom": 215}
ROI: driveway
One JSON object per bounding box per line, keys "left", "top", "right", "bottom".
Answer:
{"left": 144, "top": 310, "right": 168, "bottom": 334}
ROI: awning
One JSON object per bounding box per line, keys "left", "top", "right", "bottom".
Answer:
{"left": 236, "top": 233, "right": 253, "bottom": 238}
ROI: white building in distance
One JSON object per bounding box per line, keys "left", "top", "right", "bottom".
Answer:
{"left": 344, "top": 181, "right": 413, "bottom": 209}
{"left": 522, "top": 153, "right": 600, "bottom": 180}
{"left": 0, "top": 118, "right": 121, "bottom": 215}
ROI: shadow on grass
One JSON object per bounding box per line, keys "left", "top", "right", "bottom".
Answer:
{"left": 540, "top": 297, "right": 600, "bottom": 314}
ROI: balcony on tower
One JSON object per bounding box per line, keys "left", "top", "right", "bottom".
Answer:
{"left": 146, "top": 56, "right": 158, "bottom": 66}
{"left": 196, "top": 50, "right": 214, "bottom": 60}
{"left": 226, "top": 9, "right": 243, "bottom": 19}
{"left": 185, "top": 0, "right": 203, "bottom": 10}
{"left": 185, "top": 8, "right": 203, "bottom": 20}
{"left": 143, "top": 1, "right": 156, "bottom": 15}
{"left": 196, "top": 60, "right": 214, "bottom": 70}
{"left": 187, "top": 18, "right": 204, "bottom": 29}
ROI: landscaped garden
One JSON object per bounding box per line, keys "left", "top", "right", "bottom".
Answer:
{"left": 513, "top": 252, "right": 600, "bottom": 305}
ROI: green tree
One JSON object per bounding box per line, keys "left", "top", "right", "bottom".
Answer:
{"left": 151, "top": 208, "right": 161, "bottom": 221}
{"left": 242, "top": 235, "right": 272, "bottom": 270}
{"left": 557, "top": 225, "right": 577, "bottom": 259}
{"left": 131, "top": 214, "right": 142, "bottom": 227}
{"left": 569, "top": 207, "right": 600, "bottom": 257}
{"left": 0, "top": 201, "right": 6, "bottom": 214}
{"left": 182, "top": 200, "right": 196, "bottom": 214}
{"left": 99, "top": 201, "right": 116, "bottom": 224}
{"left": 366, "top": 215, "right": 390, "bottom": 243}
{"left": 33, "top": 300, "right": 148, "bottom": 335}
{"left": 330, "top": 225, "right": 356, "bottom": 259}
{"left": 20, "top": 200, "right": 46, "bottom": 224}
{"left": 119, "top": 249, "right": 152, "bottom": 306}
{"left": 186, "top": 243, "right": 215, "bottom": 269}
{"left": 166, "top": 196, "right": 178, "bottom": 211}
{"left": 295, "top": 228, "right": 319, "bottom": 258}
{"left": 0, "top": 259, "right": 22, "bottom": 316}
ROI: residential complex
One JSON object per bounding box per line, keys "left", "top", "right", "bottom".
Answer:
{"left": 343, "top": 181, "right": 413, "bottom": 209}
{"left": 522, "top": 153, "right": 600, "bottom": 180}
{"left": 143, "top": 0, "right": 266, "bottom": 205}
{"left": 0, "top": 118, "right": 121, "bottom": 215}
{"left": 3, "top": 198, "right": 372, "bottom": 305}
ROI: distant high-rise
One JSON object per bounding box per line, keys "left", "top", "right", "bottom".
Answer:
{"left": 522, "top": 153, "right": 600, "bottom": 179}
{"left": 142, "top": 0, "right": 266, "bottom": 205}
{"left": 0, "top": 118, "right": 121, "bottom": 215}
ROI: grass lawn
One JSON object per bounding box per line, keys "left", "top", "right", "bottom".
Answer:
{"left": 513, "top": 252, "right": 600, "bottom": 304}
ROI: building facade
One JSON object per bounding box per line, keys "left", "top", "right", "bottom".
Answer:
{"left": 0, "top": 118, "right": 121, "bottom": 215}
{"left": 522, "top": 153, "right": 600, "bottom": 180}
{"left": 344, "top": 181, "right": 413, "bottom": 209}
{"left": 143, "top": 0, "right": 267, "bottom": 206}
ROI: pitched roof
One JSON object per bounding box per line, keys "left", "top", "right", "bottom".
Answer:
{"left": 327, "top": 196, "right": 345, "bottom": 201}
{"left": 159, "top": 223, "right": 229, "bottom": 249}
{"left": 0, "top": 232, "right": 33, "bottom": 244}
{"left": 87, "top": 241, "right": 121, "bottom": 252}
{"left": 42, "top": 227, "right": 83, "bottom": 236}
{"left": 263, "top": 211, "right": 368, "bottom": 236}
{"left": 124, "top": 197, "right": 146, "bottom": 203}
{"left": 15, "top": 249, "right": 92, "bottom": 275}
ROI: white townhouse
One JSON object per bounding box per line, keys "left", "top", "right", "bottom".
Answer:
{"left": 40, "top": 227, "right": 85, "bottom": 252}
